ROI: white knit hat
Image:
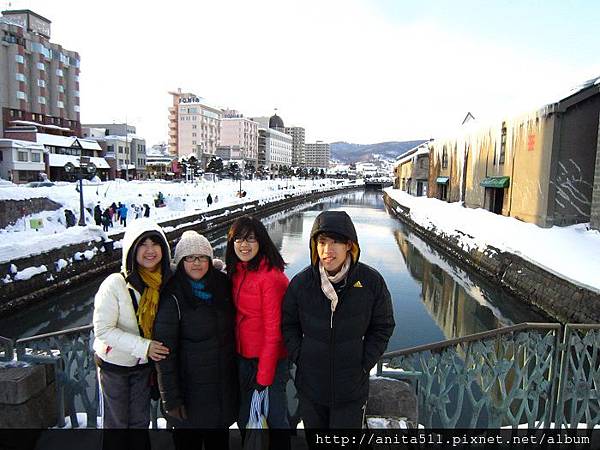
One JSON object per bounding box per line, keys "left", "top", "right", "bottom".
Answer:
{"left": 173, "top": 231, "right": 213, "bottom": 266}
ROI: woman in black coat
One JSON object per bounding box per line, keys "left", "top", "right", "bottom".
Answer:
{"left": 154, "top": 230, "right": 238, "bottom": 450}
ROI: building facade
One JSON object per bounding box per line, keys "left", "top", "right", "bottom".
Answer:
{"left": 393, "top": 143, "right": 430, "bottom": 196}
{"left": 220, "top": 117, "right": 259, "bottom": 166}
{"left": 284, "top": 126, "right": 305, "bottom": 167}
{"left": 0, "top": 138, "right": 45, "bottom": 182}
{"left": 259, "top": 128, "right": 292, "bottom": 174}
{"left": 0, "top": 10, "right": 81, "bottom": 139}
{"left": 429, "top": 77, "right": 600, "bottom": 228}
{"left": 304, "top": 141, "right": 330, "bottom": 169}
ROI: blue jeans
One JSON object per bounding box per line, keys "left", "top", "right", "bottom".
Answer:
{"left": 237, "top": 357, "right": 290, "bottom": 429}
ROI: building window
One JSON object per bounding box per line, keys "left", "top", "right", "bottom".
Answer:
{"left": 17, "top": 151, "right": 28, "bottom": 162}
{"left": 37, "top": 79, "right": 46, "bottom": 87}
{"left": 442, "top": 146, "right": 448, "bottom": 169}
{"left": 37, "top": 62, "right": 45, "bottom": 71}
{"left": 499, "top": 124, "right": 506, "bottom": 165}
{"left": 15, "top": 54, "right": 24, "bottom": 64}
{"left": 16, "top": 73, "right": 26, "bottom": 82}
{"left": 107, "top": 145, "right": 114, "bottom": 153}
{"left": 16, "top": 91, "right": 27, "bottom": 100}
{"left": 74, "top": 105, "right": 80, "bottom": 112}
{"left": 37, "top": 96, "right": 46, "bottom": 104}
{"left": 57, "top": 101, "right": 64, "bottom": 109}
{"left": 56, "top": 69, "right": 64, "bottom": 77}
{"left": 74, "top": 90, "right": 80, "bottom": 97}
{"left": 118, "top": 146, "right": 124, "bottom": 154}
{"left": 58, "top": 85, "right": 65, "bottom": 93}
{"left": 31, "top": 152, "right": 41, "bottom": 162}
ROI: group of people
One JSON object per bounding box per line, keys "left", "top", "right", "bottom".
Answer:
{"left": 93, "top": 211, "right": 395, "bottom": 450}
{"left": 93, "top": 202, "right": 151, "bottom": 231}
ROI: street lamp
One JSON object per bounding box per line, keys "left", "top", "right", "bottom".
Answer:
{"left": 65, "top": 156, "right": 96, "bottom": 226}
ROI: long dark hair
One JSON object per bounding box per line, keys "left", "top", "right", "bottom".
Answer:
{"left": 225, "top": 216, "right": 285, "bottom": 277}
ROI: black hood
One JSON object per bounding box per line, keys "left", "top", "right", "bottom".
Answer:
{"left": 309, "top": 210, "right": 360, "bottom": 266}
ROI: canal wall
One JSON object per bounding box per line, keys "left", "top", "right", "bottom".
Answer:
{"left": 383, "top": 192, "right": 600, "bottom": 324}
{"left": 1, "top": 185, "right": 361, "bottom": 314}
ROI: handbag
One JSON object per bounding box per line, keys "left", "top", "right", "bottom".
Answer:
{"left": 243, "top": 388, "right": 269, "bottom": 450}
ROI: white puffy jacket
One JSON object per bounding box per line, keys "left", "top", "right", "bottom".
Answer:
{"left": 93, "top": 219, "right": 170, "bottom": 367}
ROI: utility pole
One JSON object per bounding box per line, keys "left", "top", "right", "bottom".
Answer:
{"left": 125, "top": 119, "right": 129, "bottom": 181}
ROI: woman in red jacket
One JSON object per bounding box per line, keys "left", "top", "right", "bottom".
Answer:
{"left": 226, "top": 216, "right": 290, "bottom": 450}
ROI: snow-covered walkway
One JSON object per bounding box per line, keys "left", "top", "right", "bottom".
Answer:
{"left": 384, "top": 188, "right": 600, "bottom": 293}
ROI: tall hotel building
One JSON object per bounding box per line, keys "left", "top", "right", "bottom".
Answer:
{"left": 168, "top": 90, "right": 222, "bottom": 167}
{"left": 284, "top": 126, "right": 305, "bottom": 167}
{"left": 305, "top": 141, "right": 330, "bottom": 169}
{"left": 219, "top": 109, "right": 259, "bottom": 166}
{"left": 0, "top": 10, "right": 81, "bottom": 138}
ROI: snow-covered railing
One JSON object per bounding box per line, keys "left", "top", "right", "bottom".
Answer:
{"left": 378, "top": 323, "right": 600, "bottom": 429}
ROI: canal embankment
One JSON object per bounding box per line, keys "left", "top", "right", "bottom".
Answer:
{"left": 1, "top": 184, "right": 361, "bottom": 314}
{"left": 383, "top": 191, "right": 600, "bottom": 324}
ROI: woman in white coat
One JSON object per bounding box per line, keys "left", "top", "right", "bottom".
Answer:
{"left": 93, "top": 218, "right": 171, "bottom": 441}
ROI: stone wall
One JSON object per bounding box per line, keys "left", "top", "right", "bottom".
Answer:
{"left": 384, "top": 192, "right": 600, "bottom": 324}
{"left": 1, "top": 186, "right": 361, "bottom": 314}
{"left": 0, "top": 198, "right": 63, "bottom": 229}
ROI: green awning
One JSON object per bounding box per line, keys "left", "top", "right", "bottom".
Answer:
{"left": 436, "top": 176, "right": 449, "bottom": 184}
{"left": 480, "top": 176, "right": 510, "bottom": 188}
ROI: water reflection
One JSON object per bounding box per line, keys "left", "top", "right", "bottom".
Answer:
{"left": 393, "top": 228, "right": 548, "bottom": 344}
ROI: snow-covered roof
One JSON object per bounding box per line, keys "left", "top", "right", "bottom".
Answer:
{"left": 395, "top": 145, "right": 430, "bottom": 166}
{"left": 119, "top": 164, "right": 135, "bottom": 170}
{"left": 10, "top": 120, "right": 72, "bottom": 132}
{"left": 48, "top": 153, "right": 110, "bottom": 169}
{"left": 35, "top": 134, "right": 102, "bottom": 151}
{"left": 0, "top": 139, "right": 45, "bottom": 151}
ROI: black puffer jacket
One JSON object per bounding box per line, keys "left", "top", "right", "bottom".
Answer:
{"left": 282, "top": 211, "right": 395, "bottom": 406}
{"left": 153, "top": 267, "right": 238, "bottom": 428}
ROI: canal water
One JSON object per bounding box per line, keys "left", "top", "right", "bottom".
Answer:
{"left": 0, "top": 190, "right": 549, "bottom": 347}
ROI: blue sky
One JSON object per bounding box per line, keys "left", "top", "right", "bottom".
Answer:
{"left": 5, "top": 0, "right": 600, "bottom": 145}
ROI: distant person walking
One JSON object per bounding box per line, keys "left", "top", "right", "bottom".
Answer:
{"left": 143, "top": 203, "right": 150, "bottom": 218}
{"left": 206, "top": 193, "right": 213, "bottom": 208}
{"left": 119, "top": 204, "right": 128, "bottom": 227}
{"left": 116, "top": 202, "right": 122, "bottom": 223}
{"left": 101, "top": 209, "right": 111, "bottom": 232}
{"left": 94, "top": 204, "right": 102, "bottom": 226}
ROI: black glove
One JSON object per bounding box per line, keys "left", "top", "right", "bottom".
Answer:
{"left": 254, "top": 382, "right": 267, "bottom": 392}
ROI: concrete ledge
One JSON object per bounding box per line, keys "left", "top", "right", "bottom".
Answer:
{"left": 0, "top": 365, "right": 46, "bottom": 405}
{"left": 384, "top": 192, "right": 600, "bottom": 324}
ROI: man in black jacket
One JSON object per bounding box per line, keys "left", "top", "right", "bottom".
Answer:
{"left": 282, "top": 210, "right": 395, "bottom": 433}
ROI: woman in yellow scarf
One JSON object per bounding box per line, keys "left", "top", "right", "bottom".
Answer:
{"left": 93, "top": 219, "right": 171, "bottom": 449}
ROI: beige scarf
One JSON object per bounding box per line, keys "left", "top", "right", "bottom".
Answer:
{"left": 319, "top": 254, "right": 352, "bottom": 313}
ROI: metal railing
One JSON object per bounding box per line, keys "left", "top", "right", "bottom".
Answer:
{"left": 377, "top": 322, "right": 600, "bottom": 428}
{"left": 2, "top": 322, "right": 598, "bottom": 429}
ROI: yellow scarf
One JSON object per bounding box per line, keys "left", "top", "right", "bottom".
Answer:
{"left": 137, "top": 267, "right": 162, "bottom": 339}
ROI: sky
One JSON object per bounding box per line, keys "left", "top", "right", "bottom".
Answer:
{"left": 4, "top": 0, "right": 600, "bottom": 146}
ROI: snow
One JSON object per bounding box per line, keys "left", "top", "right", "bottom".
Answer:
{"left": 384, "top": 188, "right": 600, "bottom": 292}
{"left": 0, "top": 178, "right": 360, "bottom": 268}
{"left": 14, "top": 265, "right": 47, "bottom": 281}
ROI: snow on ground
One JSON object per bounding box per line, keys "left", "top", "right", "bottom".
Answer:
{"left": 0, "top": 178, "right": 358, "bottom": 267}
{"left": 384, "top": 188, "right": 600, "bottom": 292}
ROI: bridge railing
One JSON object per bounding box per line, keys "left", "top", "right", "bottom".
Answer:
{"left": 378, "top": 322, "right": 600, "bottom": 429}
{"left": 2, "top": 322, "right": 598, "bottom": 429}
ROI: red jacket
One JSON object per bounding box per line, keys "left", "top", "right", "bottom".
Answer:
{"left": 232, "top": 258, "right": 289, "bottom": 386}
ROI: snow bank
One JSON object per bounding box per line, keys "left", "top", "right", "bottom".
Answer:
{"left": 384, "top": 188, "right": 600, "bottom": 292}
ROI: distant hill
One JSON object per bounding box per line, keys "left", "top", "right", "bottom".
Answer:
{"left": 330, "top": 140, "right": 428, "bottom": 164}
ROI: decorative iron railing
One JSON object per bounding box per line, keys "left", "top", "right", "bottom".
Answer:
{"left": 8, "top": 325, "right": 159, "bottom": 429}
{"left": 378, "top": 322, "right": 600, "bottom": 429}
{"left": 2, "top": 322, "right": 598, "bottom": 429}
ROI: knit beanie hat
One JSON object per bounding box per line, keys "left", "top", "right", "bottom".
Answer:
{"left": 173, "top": 231, "right": 213, "bottom": 266}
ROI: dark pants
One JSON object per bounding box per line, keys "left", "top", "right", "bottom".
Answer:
{"left": 98, "top": 365, "right": 152, "bottom": 429}
{"left": 238, "top": 357, "right": 291, "bottom": 450}
{"left": 300, "top": 396, "right": 366, "bottom": 450}
{"left": 172, "top": 429, "right": 229, "bottom": 450}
